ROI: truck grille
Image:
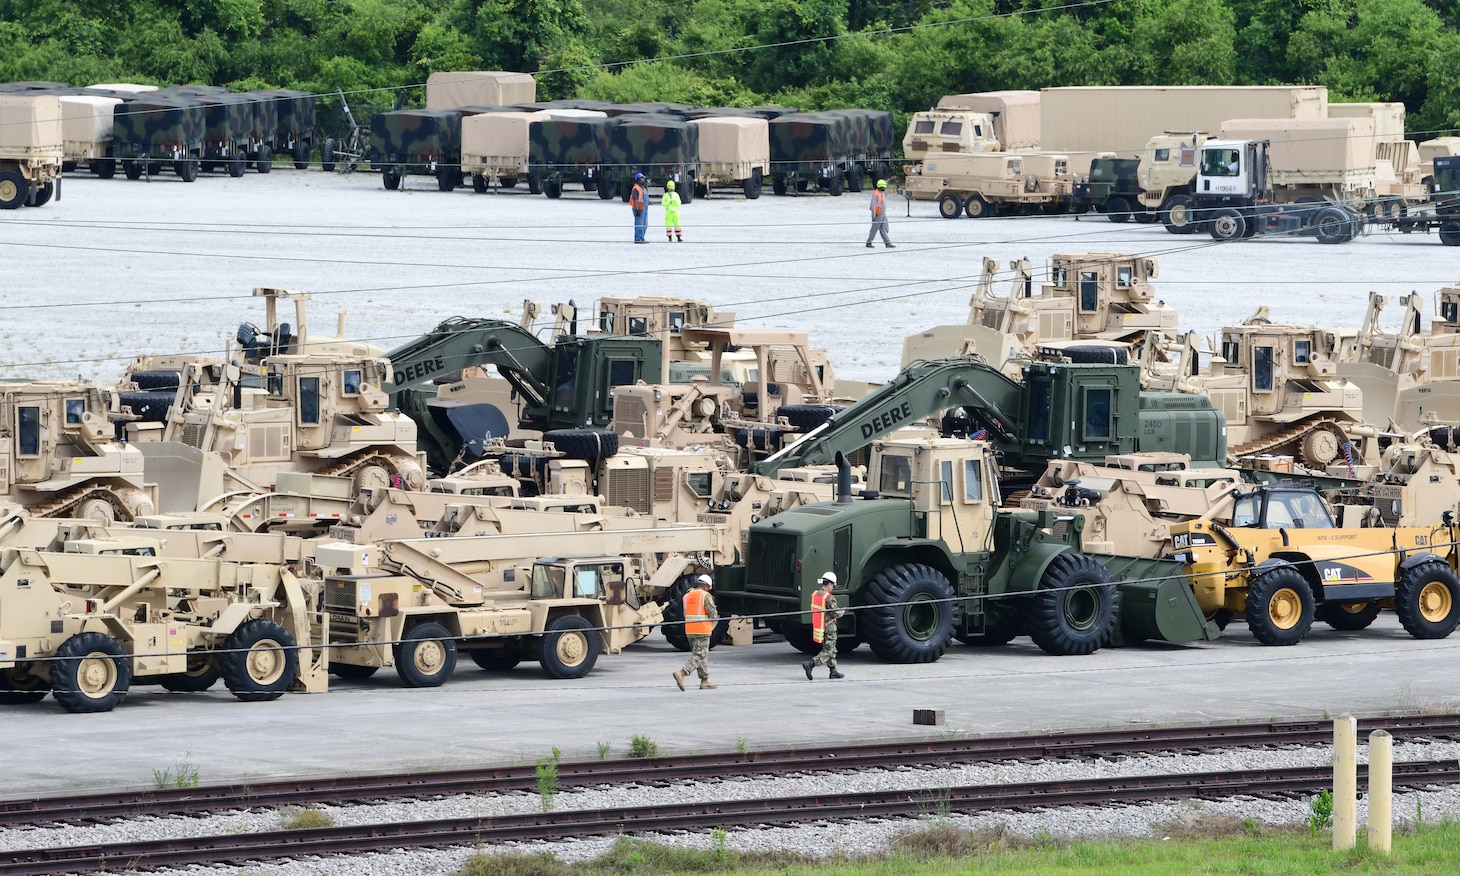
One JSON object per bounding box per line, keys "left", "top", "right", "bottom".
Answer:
{"left": 611, "top": 394, "right": 650, "bottom": 441}
{"left": 324, "top": 579, "right": 356, "bottom": 612}
{"left": 606, "top": 468, "right": 651, "bottom": 514}
{"left": 747, "top": 532, "right": 798, "bottom": 594}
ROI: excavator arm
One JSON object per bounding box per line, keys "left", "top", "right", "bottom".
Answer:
{"left": 383, "top": 317, "right": 555, "bottom": 408}
{"left": 751, "top": 358, "right": 1026, "bottom": 477}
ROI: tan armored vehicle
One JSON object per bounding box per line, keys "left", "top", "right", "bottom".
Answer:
{"left": 1337, "top": 287, "right": 1460, "bottom": 432}
{"left": 1136, "top": 131, "right": 1207, "bottom": 233}
{"left": 935, "top": 91, "right": 1041, "bottom": 151}
{"left": 0, "top": 93, "right": 63, "bottom": 209}
{"left": 901, "top": 110, "right": 1001, "bottom": 162}
{"left": 904, "top": 152, "right": 1074, "bottom": 218}
{"left": 1419, "top": 138, "right": 1460, "bottom": 187}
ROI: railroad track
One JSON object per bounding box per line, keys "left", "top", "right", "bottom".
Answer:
{"left": 5, "top": 759, "right": 1457, "bottom": 875}
{"left": 5, "top": 713, "right": 1459, "bottom": 829}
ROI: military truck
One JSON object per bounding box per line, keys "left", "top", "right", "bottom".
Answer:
{"left": 0, "top": 94, "right": 64, "bottom": 208}
{"left": 370, "top": 108, "right": 464, "bottom": 191}
{"left": 112, "top": 94, "right": 203, "bottom": 181}
{"left": 901, "top": 109, "right": 1001, "bottom": 162}
{"left": 904, "top": 152, "right": 1073, "bottom": 218}
{"left": 258, "top": 89, "right": 317, "bottom": 168}
{"left": 1419, "top": 138, "right": 1460, "bottom": 188}
{"left": 688, "top": 116, "right": 770, "bottom": 199}
{"left": 1135, "top": 131, "right": 1207, "bottom": 234}
{"left": 768, "top": 112, "right": 856, "bottom": 195}
{"left": 1392, "top": 155, "right": 1460, "bottom": 246}
{"left": 1076, "top": 157, "right": 1154, "bottom": 222}
{"left": 720, "top": 437, "right": 1217, "bottom": 663}
{"left": 59, "top": 94, "right": 120, "bottom": 179}
{"left": 935, "top": 91, "right": 1042, "bottom": 151}
{"left": 603, "top": 115, "right": 699, "bottom": 202}
{"left": 462, "top": 110, "right": 546, "bottom": 191}
{"left": 527, "top": 113, "right": 617, "bottom": 198}
{"left": 178, "top": 91, "right": 267, "bottom": 177}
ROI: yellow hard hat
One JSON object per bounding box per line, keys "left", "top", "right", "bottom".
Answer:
{"left": 666, "top": 180, "right": 675, "bottom": 190}
{"left": 876, "top": 179, "right": 887, "bottom": 189}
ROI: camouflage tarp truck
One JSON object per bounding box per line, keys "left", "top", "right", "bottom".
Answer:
{"left": 0, "top": 94, "right": 64, "bottom": 209}
{"left": 604, "top": 102, "right": 695, "bottom": 118}
{"left": 904, "top": 152, "right": 1070, "bottom": 218}
{"left": 462, "top": 110, "right": 548, "bottom": 192}
{"left": 604, "top": 114, "right": 699, "bottom": 201}
{"left": 688, "top": 116, "right": 770, "bottom": 198}
{"left": 833, "top": 108, "right": 895, "bottom": 190}
{"left": 768, "top": 111, "right": 852, "bottom": 195}
{"left": 426, "top": 71, "right": 536, "bottom": 110}
{"left": 178, "top": 91, "right": 262, "bottom": 177}
{"left": 370, "top": 108, "right": 464, "bottom": 191}
{"left": 1077, "top": 156, "right": 1153, "bottom": 222}
{"left": 59, "top": 94, "right": 120, "bottom": 178}
{"left": 112, "top": 95, "right": 204, "bottom": 181}
{"left": 527, "top": 113, "right": 618, "bottom": 198}
{"left": 257, "top": 89, "right": 317, "bottom": 168}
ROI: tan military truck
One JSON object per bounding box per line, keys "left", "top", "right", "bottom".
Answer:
{"left": 688, "top": 116, "right": 771, "bottom": 198}
{"left": 60, "top": 94, "right": 121, "bottom": 178}
{"left": 1136, "top": 131, "right": 1208, "bottom": 233}
{"left": 1328, "top": 102, "right": 1427, "bottom": 216}
{"left": 462, "top": 110, "right": 548, "bottom": 191}
{"left": 901, "top": 109, "right": 1001, "bottom": 162}
{"left": 424, "top": 71, "right": 536, "bottom": 110}
{"left": 0, "top": 93, "right": 64, "bottom": 209}
{"left": 904, "top": 152, "right": 1073, "bottom": 218}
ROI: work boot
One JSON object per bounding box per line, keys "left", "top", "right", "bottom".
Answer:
{"left": 829, "top": 668, "right": 845, "bottom": 680}
{"left": 802, "top": 660, "right": 814, "bottom": 680}
{"left": 885, "top": 243, "right": 896, "bottom": 248}
{"left": 865, "top": 243, "right": 874, "bottom": 248}
{"left": 676, "top": 234, "right": 682, "bottom": 242}
{"left": 673, "top": 670, "right": 686, "bottom": 691}
{"left": 700, "top": 678, "right": 717, "bottom": 690}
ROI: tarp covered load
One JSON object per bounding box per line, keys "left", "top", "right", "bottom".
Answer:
{"left": 769, "top": 112, "right": 850, "bottom": 172}
{"left": 262, "top": 89, "right": 317, "bottom": 137}
{"left": 426, "top": 72, "right": 536, "bottom": 111}
{"left": 529, "top": 115, "right": 618, "bottom": 168}
{"left": 691, "top": 116, "right": 770, "bottom": 167}
{"left": 60, "top": 95, "right": 120, "bottom": 146}
{"left": 0, "top": 94, "right": 63, "bottom": 152}
{"left": 609, "top": 116, "right": 699, "bottom": 178}
{"left": 604, "top": 102, "right": 695, "bottom": 118}
{"left": 89, "top": 83, "right": 160, "bottom": 94}
{"left": 370, "top": 109, "right": 463, "bottom": 164}
{"left": 1219, "top": 117, "right": 1376, "bottom": 175}
{"left": 515, "top": 99, "right": 618, "bottom": 113}
{"left": 189, "top": 92, "right": 256, "bottom": 145}
{"left": 112, "top": 96, "right": 204, "bottom": 153}
{"left": 463, "top": 111, "right": 550, "bottom": 168}
{"left": 683, "top": 106, "right": 800, "bottom": 121}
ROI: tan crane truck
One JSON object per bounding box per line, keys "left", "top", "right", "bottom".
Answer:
{"left": 0, "top": 535, "right": 327, "bottom": 712}
{"left": 0, "top": 93, "right": 63, "bottom": 209}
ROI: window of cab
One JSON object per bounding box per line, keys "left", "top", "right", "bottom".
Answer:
{"left": 878, "top": 455, "right": 914, "bottom": 496}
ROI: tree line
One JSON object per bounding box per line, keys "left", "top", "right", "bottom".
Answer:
{"left": 2, "top": 0, "right": 1457, "bottom": 139}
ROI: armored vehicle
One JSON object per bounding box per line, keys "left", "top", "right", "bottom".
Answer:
{"left": 935, "top": 91, "right": 1041, "bottom": 151}
{"left": 527, "top": 113, "right": 617, "bottom": 197}
{"left": 904, "top": 152, "right": 1073, "bottom": 217}
{"left": 901, "top": 110, "right": 1000, "bottom": 162}
{"left": 688, "top": 116, "right": 770, "bottom": 198}
{"left": 0, "top": 94, "right": 64, "bottom": 208}
{"left": 370, "top": 108, "right": 464, "bottom": 191}
{"left": 1338, "top": 287, "right": 1460, "bottom": 430}
{"left": 603, "top": 115, "right": 699, "bottom": 201}
{"left": 112, "top": 94, "right": 203, "bottom": 181}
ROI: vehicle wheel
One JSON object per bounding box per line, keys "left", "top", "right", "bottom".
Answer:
{"left": 219, "top": 619, "right": 298, "bottom": 701}
{"left": 0, "top": 665, "right": 51, "bottom": 704}
{"left": 147, "top": 161, "right": 162, "bottom": 175}
{"left": 796, "top": 178, "right": 810, "bottom": 192}
{"left": 694, "top": 181, "right": 708, "bottom": 199}
{"left": 382, "top": 167, "right": 401, "bottom": 190}
{"left": 201, "top": 160, "right": 217, "bottom": 174}
{"left": 780, "top": 623, "right": 822, "bottom": 656}
{"left": 1299, "top": 426, "right": 1343, "bottom": 468}
{"left": 775, "top": 404, "right": 841, "bottom": 431}
{"left": 76, "top": 498, "right": 116, "bottom": 523}
{"left": 228, "top": 156, "right": 245, "bottom": 178}
{"left": 1023, "top": 553, "right": 1118, "bottom": 656}
{"left": 1161, "top": 194, "right": 1197, "bottom": 234}
{"left": 860, "top": 563, "right": 956, "bottom": 663}
{"left": 1316, "top": 602, "right": 1382, "bottom": 631}
{"left": 597, "top": 174, "right": 617, "bottom": 200}
{"left": 256, "top": 145, "right": 273, "bottom": 173}
{"left": 1439, "top": 222, "right": 1460, "bottom": 247}
{"left": 469, "top": 650, "right": 523, "bottom": 671}
{"left": 1059, "top": 344, "right": 1129, "bottom": 365}
{"left": 938, "top": 194, "right": 963, "bottom": 219}
{"left": 680, "top": 177, "right": 695, "bottom": 204}
{"left": 544, "top": 428, "right": 618, "bottom": 460}
{"left": 847, "top": 166, "right": 865, "bottom": 193}
{"left": 95, "top": 158, "right": 116, "bottom": 179}
{"left": 528, "top": 173, "right": 542, "bottom": 194}
{"left": 540, "top": 615, "right": 600, "bottom": 679}
{"left": 1208, "top": 207, "right": 1246, "bottom": 241}
{"left": 1313, "top": 206, "right": 1351, "bottom": 244}
{"left": 660, "top": 579, "right": 729, "bottom": 650}
{"left": 772, "top": 175, "right": 788, "bottom": 196}
{"left": 25, "top": 180, "right": 53, "bottom": 207}
{"left": 743, "top": 170, "right": 763, "bottom": 200}
{"left": 0, "top": 171, "right": 26, "bottom": 209}
{"left": 177, "top": 159, "right": 199, "bottom": 182}
{"left": 292, "top": 142, "right": 309, "bottom": 169}
{"left": 1394, "top": 560, "right": 1460, "bottom": 639}
{"left": 1133, "top": 209, "right": 1156, "bottom": 224}
{"left": 472, "top": 173, "right": 487, "bottom": 194}
{"left": 394, "top": 621, "right": 457, "bottom": 687}
{"left": 321, "top": 138, "right": 336, "bottom": 172}
{"left": 1244, "top": 565, "right": 1314, "bottom": 646}
{"left": 1104, "top": 196, "right": 1132, "bottom": 223}
{"left": 159, "top": 655, "right": 220, "bottom": 692}
{"left": 963, "top": 194, "right": 991, "bottom": 218}
{"left": 124, "top": 161, "right": 143, "bottom": 181}
{"left": 543, "top": 178, "right": 562, "bottom": 199}
{"left": 50, "top": 632, "right": 131, "bottom": 713}
{"left": 437, "top": 167, "right": 457, "bottom": 191}
{"left": 955, "top": 611, "right": 1024, "bottom": 646}
{"left": 329, "top": 663, "right": 379, "bottom": 680}
{"left": 500, "top": 176, "right": 518, "bottom": 188}
{"left": 825, "top": 169, "right": 844, "bottom": 196}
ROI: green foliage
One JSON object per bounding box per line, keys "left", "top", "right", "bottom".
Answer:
{"left": 279, "top": 807, "right": 335, "bottom": 829}
{"left": 596, "top": 740, "right": 612, "bottom": 759}
{"left": 151, "top": 755, "right": 200, "bottom": 789}
{"left": 1309, "top": 789, "right": 1334, "bottom": 833}
{"left": 628, "top": 734, "right": 659, "bottom": 758}
{"left": 536, "top": 747, "right": 561, "bottom": 812}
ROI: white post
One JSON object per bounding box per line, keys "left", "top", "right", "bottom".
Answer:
{"left": 1333, "top": 714, "right": 1357, "bottom": 850}
{"left": 1368, "top": 729, "right": 1393, "bottom": 854}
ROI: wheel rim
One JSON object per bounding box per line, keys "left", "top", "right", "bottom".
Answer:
{"left": 1215, "top": 216, "right": 1238, "bottom": 237}
{"left": 0, "top": 179, "right": 16, "bottom": 202}
{"left": 412, "top": 640, "right": 446, "bottom": 675}
{"left": 902, "top": 595, "right": 941, "bottom": 642}
{"left": 967, "top": 200, "right": 984, "bottom": 217}
{"left": 1418, "top": 581, "right": 1453, "bottom": 623}
{"left": 1168, "top": 204, "right": 1188, "bottom": 226}
{"left": 77, "top": 654, "right": 118, "bottom": 698}
{"left": 246, "top": 639, "right": 286, "bottom": 685}
{"left": 1268, "top": 587, "right": 1303, "bottom": 630}
{"left": 1336, "top": 602, "right": 1368, "bottom": 617}
{"left": 1062, "top": 587, "right": 1102, "bottom": 632}
{"left": 555, "top": 631, "right": 588, "bottom": 666}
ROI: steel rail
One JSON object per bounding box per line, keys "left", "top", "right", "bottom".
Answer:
{"left": 4, "top": 760, "right": 1456, "bottom": 876}
{"left": 4, "top": 714, "right": 1459, "bottom": 829}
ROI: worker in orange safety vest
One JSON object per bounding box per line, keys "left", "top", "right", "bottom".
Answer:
{"left": 630, "top": 172, "right": 650, "bottom": 243}
{"left": 802, "top": 571, "right": 846, "bottom": 680}
{"left": 673, "top": 573, "right": 719, "bottom": 690}
{"left": 865, "top": 179, "right": 894, "bottom": 249}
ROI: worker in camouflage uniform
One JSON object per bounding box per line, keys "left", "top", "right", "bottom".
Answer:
{"left": 662, "top": 179, "right": 683, "bottom": 242}
{"left": 673, "top": 574, "right": 719, "bottom": 690}
{"left": 803, "top": 571, "right": 846, "bottom": 680}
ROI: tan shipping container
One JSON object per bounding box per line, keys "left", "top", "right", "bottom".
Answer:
{"left": 426, "top": 71, "right": 536, "bottom": 111}
{"left": 1328, "top": 102, "right": 1406, "bottom": 139}
{"left": 1040, "top": 85, "right": 1329, "bottom": 157}
{"left": 0, "top": 94, "right": 64, "bottom": 153}
{"left": 935, "top": 91, "right": 1041, "bottom": 150}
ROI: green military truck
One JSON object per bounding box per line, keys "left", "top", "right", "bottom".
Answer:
{"left": 603, "top": 115, "right": 699, "bottom": 202}
{"left": 527, "top": 114, "right": 618, "bottom": 198}
{"left": 112, "top": 94, "right": 204, "bottom": 181}
{"left": 1075, "top": 157, "right": 1155, "bottom": 223}
{"left": 370, "top": 108, "right": 464, "bottom": 191}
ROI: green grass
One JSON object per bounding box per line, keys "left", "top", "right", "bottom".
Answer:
{"left": 453, "top": 819, "right": 1460, "bottom": 876}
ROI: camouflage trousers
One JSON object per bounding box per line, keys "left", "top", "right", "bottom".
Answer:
{"left": 809, "top": 628, "right": 838, "bottom": 669}
{"left": 681, "top": 635, "right": 710, "bottom": 680}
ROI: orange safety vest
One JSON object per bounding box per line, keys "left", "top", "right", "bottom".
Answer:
{"left": 871, "top": 189, "right": 885, "bottom": 217}
{"left": 630, "top": 183, "right": 647, "bottom": 211}
{"left": 810, "top": 589, "right": 828, "bottom": 643}
{"left": 683, "top": 587, "right": 712, "bottom": 635}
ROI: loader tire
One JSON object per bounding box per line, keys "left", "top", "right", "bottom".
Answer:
{"left": 394, "top": 621, "right": 457, "bottom": 688}
{"left": 0, "top": 665, "right": 51, "bottom": 704}
{"left": 539, "top": 615, "right": 599, "bottom": 679}
{"left": 159, "top": 654, "right": 220, "bottom": 692}
{"left": 469, "top": 650, "right": 523, "bottom": 671}
{"left": 955, "top": 611, "right": 1023, "bottom": 647}
{"left": 1244, "top": 565, "right": 1314, "bottom": 646}
{"left": 544, "top": 428, "right": 618, "bottom": 461}
{"left": 860, "top": 563, "right": 955, "bottom": 663}
{"left": 1023, "top": 552, "right": 1118, "bottom": 656}
{"left": 775, "top": 404, "right": 840, "bottom": 431}
{"left": 51, "top": 632, "right": 131, "bottom": 713}
{"left": 219, "top": 619, "right": 298, "bottom": 701}
{"left": 1395, "top": 560, "right": 1460, "bottom": 639}
{"left": 1316, "top": 601, "right": 1382, "bottom": 631}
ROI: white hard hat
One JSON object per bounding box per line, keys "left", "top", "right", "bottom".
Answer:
{"left": 819, "top": 571, "right": 837, "bottom": 585}
{"left": 696, "top": 573, "right": 713, "bottom": 588}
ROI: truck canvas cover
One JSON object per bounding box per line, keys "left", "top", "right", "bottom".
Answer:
{"left": 608, "top": 116, "right": 699, "bottom": 170}
{"left": 769, "top": 112, "right": 849, "bottom": 169}
{"left": 0, "top": 95, "right": 63, "bottom": 151}
{"left": 1219, "top": 117, "right": 1376, "bottom": 174}
{"left": 426, "top": 72, "right": 536, "bottom": 110}
{"left": 257, "top": 89, "right": 316, "bottom": 137}
{"left": 112, "top": 96, "right": 204, "bottom": 151}
{"left": 370, "top": 109, "right": 463, "bottom": 161}
{"left": 60, "top": 95, "right": 119, "bottom": 144}
{"left": 690, "top": 116, "right": 770, "bottom": 165}
{"left": 462, "top": 111, "right": 549, "bottom": 163}
{"left": 529, "top": 115, "right": 617, "bottom": 166}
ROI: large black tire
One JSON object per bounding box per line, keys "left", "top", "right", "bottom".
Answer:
{"left": 1244, "top": 566, "right": 1314, "bottom": 646}
{"left": 382, "top": 167, "right": 401, "bottom": 190}
{"left": 95, "top": 158, "right": 116, "bottom": 179}
{"left": 26, "top": 180, "right": 54, "bottom": 207}
{"left": 1104, "top": 196, "right": 1132, "bottom": 223}
{"left": 329, "top": 663, "right": 379, "bottom": 680}
{"left": 219, "top": 619, "right": 298, "bottom": 701}
{"left": 227, "top": 155, "right": 245, "bottom": 178}
{"left": 159, "top": 655, "right": 220, "bottom": 692}
{"left": 772, "top": 175, "right": 788, "bottom": 196}
{"left": 660, "top": 579, "right": 729, "bottom": 651}
{"left": 292, "top": 141, "right": 309, "bottom": 169}
{"left": 796, "top": 178, "right": 810, "bottom": 192}
{"left": 860, "top": 563, "right": 956, "bottom": 663}
{"left": 123, "top": 160, "right": 144, "bottom": 181}
{"left": 528, "top": 173, "right": 542, "bottom": 194}
{"left": 1059, "top": 345, "right": 1129, "bottom": 365}
{"left": 1440, "top": 222, "right": 1460, "bottom": 247}
{"left": 743, "top": 170, "right": 763, "bottom": 199}
{"left": 781, "top": 623, "right": 820, "bottom": 655}
{"left": 1394, "top": 560, "right": 1460, "bottom": 639}
{"left": 0, "top": 170, "right": 27, "bottom": 209}
{"left": 50, "top": 632, "right": 131, "bottom": 713}
{"left": 472, "top": 173, "right": 488, "bottom": 194}
{"left": 543, "top": 178, "right": 562, "bottom": 199}
{"left": 394, "top": 621, "right": 457, "bottom": 687}
{"left": 826, "top": 170, "right": 844, "bottom": 196}
{"left": 0, "top": 665, "right": 51, "bottom": 704}
{"left": 775, "top": 404, "right": 841, "bottom": 431}
{"left": 1208, "top": 207, "right": 1247, "bottom": 241}
{"left": 119, "top": 390, "right": 175, "bottom": 422}
{"left": 500, "top": 176, "right": 518, "bottom": 188}
{"left": 847, "top": 166, "right": 865, "bottom": 193}
{"left": 1313, "top": 206, "right": 1351, "bottom": 245}
{"left": 437, "top": 167, "right": 459, "bottom": 192}
{"left": 1161, "top": 193, "right": 1198, "bottom": 234}
{"left": 939, "top": 194, "right": 963, "bottom": 219}
{"left": 1132, "top": 209, "right": 1156, "bottom": 224}
{"left": 175, "top": 158, "right": 199, "bottom": 182}
{"left": 147, "top": 160, "right": 162, "bottom": 175}
{"left": 539, "top": 615, "right": 600, "bottom": 679}
{"left": 321, "top": 138, "right": 336, "bottom": 172}
{"left": 1023, "top": 553, "right": 1119, "bottom": 656}
{"left": 544, "top": 428, "right": 618, "bottom": 460}
{"left": 964, "top": 194, "right": 991, "bottom": 218}
{"left": 469, "top": 650, "right": 524, "bottom": 671}
{"left": 955, "top": 611, "right": 1024, "bottom": 647}
{"left": 255, "top": 144, "right": 273, "bottom": 173}
{"left": 598, "top": 174, "right": 617, "bottom": 200}
{"left": 1316, "top": 601, "right": 1382, "bottom": 632}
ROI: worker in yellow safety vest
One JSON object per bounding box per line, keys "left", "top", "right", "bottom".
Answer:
{"left": 802, "top": 571, "right": 846, "bottom": 680}
{"left": 673, "top": 574, "right": 719, "bottom": 690}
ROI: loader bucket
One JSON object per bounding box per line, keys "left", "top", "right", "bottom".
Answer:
{"left": 1116, "top": 577, "right": 1221, "bottom": 644}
